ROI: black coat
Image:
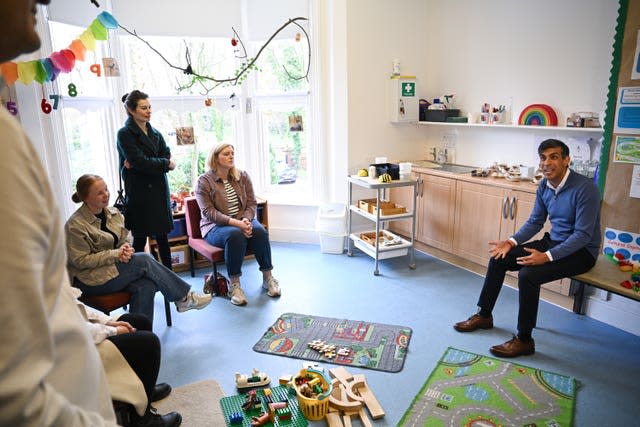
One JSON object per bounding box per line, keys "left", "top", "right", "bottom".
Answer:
{"left": 116, "top": 117, "right": 173, "bottom": 235}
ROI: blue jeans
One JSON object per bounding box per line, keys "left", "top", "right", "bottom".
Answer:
{"left": 204, "top": 219, "right": 273, "bottom": 278}
{"left": 74, "top": 253, "right": 191, "bottom": 324}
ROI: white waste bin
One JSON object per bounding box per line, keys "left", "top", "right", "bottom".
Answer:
{"left": 316, "top": 203, "right": 347, "bottom": 254}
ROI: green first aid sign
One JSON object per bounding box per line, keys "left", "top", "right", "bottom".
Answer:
{"left": 402, "top": 82, "right": 415, "bottom": 97}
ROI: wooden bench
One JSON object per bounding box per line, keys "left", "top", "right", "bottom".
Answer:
{"left": 570, "top": 256, "right": 640, "bottom": 314}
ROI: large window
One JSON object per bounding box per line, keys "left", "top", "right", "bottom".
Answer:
{"left": 48, "top": 21, "right": 120, "bottom": 195}
{"left": 252, "top": 38, "right": 311, "bottom": 198}
{"left": 48, "top": 5, "right": 315, "bottom": 205}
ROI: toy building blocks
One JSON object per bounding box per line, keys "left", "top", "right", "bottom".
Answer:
{"left": 236, "top": 368, "right": 270, "bottom": 390}
{"left": 279, "top": 374, "right": 293, "bottom": 385}
{"left": 228, "top": 412, "right": 243, "bottom": 425}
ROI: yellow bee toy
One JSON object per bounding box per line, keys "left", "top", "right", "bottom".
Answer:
{"left": 378, "top": 173, "right": 392, "bottom": 183}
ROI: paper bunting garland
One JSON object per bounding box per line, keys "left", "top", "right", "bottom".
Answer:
{"left": 0, "top": 11, "right": 118, "bottom": 86}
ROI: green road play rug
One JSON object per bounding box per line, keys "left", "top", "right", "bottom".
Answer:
{"left": 398, "top": 347, "right": 577, "bottom": 427}
{"left": 252, "top": 312, "right": 412, "bottom": 373}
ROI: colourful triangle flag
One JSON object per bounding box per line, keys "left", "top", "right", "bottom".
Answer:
{"left": 34, "top": 60, "right": 48, "bottom": 83}
{"left": 97, "top": 11, "right": 118, "bottom": 29}
{"left": 79, "top": 29, "right": 96, "bottom": 51}
{"left": 50, "top": 49, "right": 76, "bottom": 73}
{"left": 18, "top": 61, "right": 37, "bottom": 84}
{"left": 0, "top": 62, "right": 19, "bottom": 86}
{"left": 68, "top": 39, "right": 87, "bottom": 61}
{"left": 89, "top": 19, "right": 108, "bottom": 41}
{"left": 41, "top": 58, "right": 57, "bottom": 81}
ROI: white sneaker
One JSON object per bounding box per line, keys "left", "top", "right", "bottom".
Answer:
{"left": 262, "top": 276, "right": 281, "bottom": 297}
{"left": 230, "top": 282, "right": 248, "bottom": 306}
{"left": 175, "top": 290, "right": 212, "bottom": 313}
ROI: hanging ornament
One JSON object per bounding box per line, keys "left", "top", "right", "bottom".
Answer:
{"left": 231, "top": 38, "right": 238, "bottom": 47}
{"left": 295, "top": 32, "right": 301, "bottom": 42}
{"left": 89, "top": 63, "right": 102, "bottom": 77}
{"left": 6, "top": 101, "right": 18, "bottom": 116}
{"left": 204, "top": 98, "right": 213, "bottom": 107}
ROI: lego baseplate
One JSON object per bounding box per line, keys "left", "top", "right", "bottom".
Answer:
{"left": 219, "top": 385, "right": 308, "bottom": 427}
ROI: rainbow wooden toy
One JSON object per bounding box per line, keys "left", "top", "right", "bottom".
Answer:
{"left": 518, "top": 104, "right": 558, "bottom": 126}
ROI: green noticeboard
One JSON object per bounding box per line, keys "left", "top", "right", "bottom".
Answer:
{"left": 402, "top": 82, "right": 415, "bottom": 97}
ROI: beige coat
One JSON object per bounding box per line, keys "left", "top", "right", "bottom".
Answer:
{"left": 0, "top": 106, "right": 118, "bottom": 426}
{"left": 65, "top": 204, "right": 133, "bottom": 286}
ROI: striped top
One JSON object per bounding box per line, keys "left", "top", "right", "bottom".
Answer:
{"left": 223, "top": 180, "right": 240, "bottom": 218}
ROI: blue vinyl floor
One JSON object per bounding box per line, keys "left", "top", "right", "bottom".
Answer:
{"left": 142, "top": 242, "right": 640, "bottom": 426}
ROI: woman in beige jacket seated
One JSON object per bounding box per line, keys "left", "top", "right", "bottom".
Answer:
{"left": 72, "top": 286, "right": 181, "bottom": 427}
{"left": 65, "top": 174, "right": 212, "bottom": 325}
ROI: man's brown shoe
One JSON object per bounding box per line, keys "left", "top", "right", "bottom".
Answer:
{"left": 454, "top": 314, "right": 493, "bottom": 332}
{"left": 490, "top": 336, "right": 535, "bottom": 358}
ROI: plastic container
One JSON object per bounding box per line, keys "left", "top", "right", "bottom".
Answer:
{"left": 316, "top": 203, "right": 347, "bottom": 254}
{"left": 319, "top": 233, "right": 346, "bottom": 254}
{"left": 294, "top": 368, "right": 333, "bottom": 421}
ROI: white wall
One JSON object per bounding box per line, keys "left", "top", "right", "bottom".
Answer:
{"left": 421, "top": 0, "right": 618, "bottom": 167}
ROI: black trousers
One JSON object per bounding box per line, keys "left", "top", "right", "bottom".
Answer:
{"left": 107, "top": 313, "right": 160, "bottom": 406}
{"left": 477, "top": 233, "right": 596, "bottom": 336}
{"left": 133, "top": 233, "right": 173, "bottom": 271}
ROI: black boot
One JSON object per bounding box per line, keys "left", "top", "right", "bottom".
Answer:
{"left": 132, "top": 406, "right": 182, "bottom": 427}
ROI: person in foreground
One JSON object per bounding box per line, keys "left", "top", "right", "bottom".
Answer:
{"left": 66, "top": 174, "right": 212, "bottom": 325}
{"left": 195, "top": 143, "right": 280, "bottom": 306}
{"left": 454, "top": 139, "right": 601, "bottom": 357}
{"left": 0, "top": 1, "right": 119, "bottom": 424}
{"left": 117, "top": 90, "right": 175, "bottom": 271}
{"left": 73, "top": 288, "right": 181, "bottom": 427}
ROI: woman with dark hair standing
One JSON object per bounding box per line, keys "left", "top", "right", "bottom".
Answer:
{"left": 117, "top": 90, "right": 175, "bottom": 270}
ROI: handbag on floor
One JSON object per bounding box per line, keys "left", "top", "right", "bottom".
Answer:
{"left": 203, "top": 272, "right": 228, "bottom": 296}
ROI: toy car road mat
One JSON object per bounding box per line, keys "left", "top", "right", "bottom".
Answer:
{"left": 252, "top": 312, "right": 412, "bottom": 373}
{"left": 397, "top": 347, "right": 577, "bottom": 427}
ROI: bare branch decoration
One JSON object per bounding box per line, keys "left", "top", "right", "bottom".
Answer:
{"left": 117, "top": 17, "right": 310, "bottom": 96}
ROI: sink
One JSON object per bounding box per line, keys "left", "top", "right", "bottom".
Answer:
{"left": 410, "top": 161, "right": 478, "bottom": 174}
{"left": 437, "top": 163, "right": 479, "bottom": 174}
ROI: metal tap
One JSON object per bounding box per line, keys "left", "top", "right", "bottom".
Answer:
{"left": 437, "top": 148, "right": 448, "bottom": 164}
{"left": 429, "top": 147, "right": 437, "bottom": 162}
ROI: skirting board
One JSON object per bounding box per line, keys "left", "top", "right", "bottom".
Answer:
{"left": 584, "top": 294, "right": 640, "bottom": 336}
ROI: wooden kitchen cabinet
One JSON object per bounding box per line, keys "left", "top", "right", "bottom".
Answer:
{"left": 503, "top": 190, "right": 570, "bottom": 295}
{"left": 455, "top": 185, "right": 569, "bottom": 295}
{"left": 452, "top": 181, "right": 506, "bottom": 266}
{"left": 389, "top": 172, "right": 456, "bottom": 252}
{"left": 392, "top": 170, "right": 570, "bottom": 296}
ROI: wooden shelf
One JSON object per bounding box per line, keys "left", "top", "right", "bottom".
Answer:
{"left": 417, "top": 121, "right": 604, "bottom": 133}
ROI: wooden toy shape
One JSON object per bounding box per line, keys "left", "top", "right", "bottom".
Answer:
{"left": 326, "top": 411, "right": 344, "bottom": 427}
{"left": 352, "top": 374, "right": 385, "bottom": 419}
{"left": 328, "top": 367, "right": 385, "bottom": 420}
